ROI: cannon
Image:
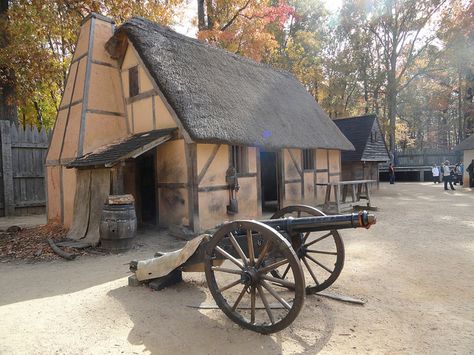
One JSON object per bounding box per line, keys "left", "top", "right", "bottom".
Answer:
{"left": 132, "top": 205, "right": 376, "bottom": 334}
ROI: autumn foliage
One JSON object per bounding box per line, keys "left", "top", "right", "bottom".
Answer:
{"left": 197, "top": 0, "right": 294, "bottom": 62}
{"left": 0, "top": 0, "right": 472, "bottom": 150}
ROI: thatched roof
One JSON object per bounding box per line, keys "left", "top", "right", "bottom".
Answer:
{"left": 454, "top": 134, "right": 474, "bottom": 151}
{"left": 111, "top": 17, "right": 353, "bottom": 151}
{"left": 333, "top": 114, "right": 389, "bottom": 162}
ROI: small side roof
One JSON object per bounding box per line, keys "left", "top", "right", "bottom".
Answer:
{"left": 333, "top": 114, "right": 389, "bottom": 162}
{"left": 454, "top": 134, "right": 474, "bottom": 151}
{"left": 67, "top": 128, "right": 176, "bottom": 168}
{"left": 108, "top": 17, "right": 354, "bottom": 151}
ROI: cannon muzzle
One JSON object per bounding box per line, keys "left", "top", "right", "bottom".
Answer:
{"left": 261, "top": 210, "right": 376, "bottom": 234}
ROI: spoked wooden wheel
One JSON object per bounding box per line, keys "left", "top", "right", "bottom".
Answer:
{"left": 204, "top": 220, "right": 305, "bottom": 334}
{"left": 271, "top": 205, "right": 345, "bottom": 294}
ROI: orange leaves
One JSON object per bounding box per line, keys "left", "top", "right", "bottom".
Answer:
{"left": 198, "top": 0, "right": 293, "bottom": 62}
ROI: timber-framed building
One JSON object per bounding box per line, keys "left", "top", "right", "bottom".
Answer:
{"left": 46, "top": 13, "right": 353, "bottom": 237}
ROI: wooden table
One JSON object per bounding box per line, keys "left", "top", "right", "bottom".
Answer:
{"left": 316, "top": 180, "right": 376, "bottom": 214}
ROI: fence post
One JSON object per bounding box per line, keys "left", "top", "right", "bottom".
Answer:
{"left": 0, "top": 121, "right": 14, "bottom": 216}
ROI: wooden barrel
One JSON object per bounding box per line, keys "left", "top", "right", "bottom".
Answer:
{"left": 99, "top": 202, "right": 137, "bottom": 251}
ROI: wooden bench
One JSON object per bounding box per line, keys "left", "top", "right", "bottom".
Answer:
{"left": 316, "top": 180, "right": 376, "bottom": 214}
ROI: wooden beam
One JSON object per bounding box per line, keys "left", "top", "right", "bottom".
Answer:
{"left": 284, "top": 178, "right": 302, "bottom": 184}
{"left": 0, "top": 121, "right": 14, "bottom": 216}
{"left": 91, "top": 59, "right": 115, "bottom": 68}
{"left": 125, "top": 89, "right": 157, "bottom": 105}
{"left": 278, "top": 150, "right": 284, "bottom": 208}
{"left": 197, "top": 144, "right": 221, "bottom": 185}
{"left": 152, "top": 94, "right": 156, "bottom": 130}
{"left": 256, "top": 148, "right": 262, "bottom": 216}
{"left": 288, "top": 149, "right": 302, "bottom": 177}
{"left": 58, "top": 99, "right": 83, "bottom": 111}
{"left": 77, "top": 16, "right": 95, "bottom": 156}
{"left": 86, "top": 109, "right": 124, "bottom": 117}
{"left": 59, "top": 54, "right": 81, "bottom": 162}
{"left": 197, "top": 184, "right": 228, "bottom": 192}
{"left": 111, "top": 163, "right": 124, "bottom": 194}
{"left": 185, "top": 143, "right": 199, "bottom": 232}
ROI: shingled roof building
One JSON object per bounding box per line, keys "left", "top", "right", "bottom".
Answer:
{"left": 46, "top": 13, "right": 353, "bottom": 238}
{"left": 333, "top": 115, "right": 389, "bottom": 188}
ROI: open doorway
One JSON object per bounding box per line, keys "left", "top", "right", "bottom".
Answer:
{"left": 260, "top": 150, "right": 279, "bottom": 212}
{"left": 135, "top": 151, "right": 157, "bottom": 226}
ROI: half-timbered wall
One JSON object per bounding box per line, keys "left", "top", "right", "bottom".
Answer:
{"left": 282, "top": 148, "right": 341, "bottom": 207}
{"left": 156, "top": 139, "right": 189, "bottom": 226}
{"left": 196, "top": 144, "right": 259, "bottom": 230}
{"left": 120, "top": 41, "right": 178, "bottom": 134}
{"left": 46, "top": 14, "right": 127, "bottom": 226}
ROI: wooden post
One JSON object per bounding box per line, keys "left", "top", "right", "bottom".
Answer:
{"left": 0, "top": 121, "right": 14, "bottom": 216}
{"left": 256, "top": 148, "right": 262, "bottom": 216}
{"left": 185, "top": 143, "right": 199, "bottom": 233}
{"left": 111, "top": 163, "right": 124, "bottom": 194}
{"left": 335, "top": 185, "right": 341, "bottom": 214}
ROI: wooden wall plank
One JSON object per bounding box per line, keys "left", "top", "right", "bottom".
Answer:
{"left": 0, "top": 121, "right": 15, "bottom": 215}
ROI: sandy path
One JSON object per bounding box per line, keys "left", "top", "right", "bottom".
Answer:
{"left": 0, "top": 183, "right": 473, "bottom": 354}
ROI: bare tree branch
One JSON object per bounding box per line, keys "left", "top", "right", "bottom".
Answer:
{"left": 220, "top": 0, "right": 252, "bottom": 31}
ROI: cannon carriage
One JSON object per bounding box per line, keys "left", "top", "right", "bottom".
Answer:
{"left": 131, "top": 205, "right": 376, "bottom": 334}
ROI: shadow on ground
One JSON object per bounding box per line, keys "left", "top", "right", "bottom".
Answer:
{"left": 107, "top": 277, "right": 337, "bottom": 354}
{"left": 0, "top": 230, "right": 185, "bottom": 306}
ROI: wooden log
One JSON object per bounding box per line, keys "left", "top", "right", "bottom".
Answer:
{"left": 107, "top": 194, "right": 134, "bottom": 205}
{"left": 317, "top": 291, "right": 366, "bottom": 305}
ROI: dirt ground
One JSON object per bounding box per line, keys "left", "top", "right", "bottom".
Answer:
{"left": 0, "top": 182, "right": 473, "bottom": 354}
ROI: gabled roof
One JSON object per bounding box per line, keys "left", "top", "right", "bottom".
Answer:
{"left": 333, "top": 114, "right": 390, "bottom": 162}
{"left": 67, "top": 128, "right": 176, "bottom": 168}
{"left": 109, "top": 17, "right": 354, "bottom": 151}
{"left": 454, "top": 134, "right": 474, "bottom": 151}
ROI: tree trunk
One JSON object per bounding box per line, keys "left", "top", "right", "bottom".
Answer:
{"left": 33, "top": 101, "right": 43, "bottom": 126}
{"left": 197, "top": 0, "right": 206, "bottom": 30}
{"left": 0, "top": 0, "right": 17, "bottom": 123}
{"left": 457, "top": 67, "right": 463, "bottom": 143}
{"left": 387, "top": 65, "right": 397, "bottom": 158}
{"left": 206, "top": 0, "right": 214, "bottom": 29}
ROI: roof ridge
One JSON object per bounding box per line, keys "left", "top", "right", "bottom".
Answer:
{"left": 120, "top": 17, "right": 296, "bottom": 80}
{"left": 334, "top": 114, "right": 377, "bottom": 121}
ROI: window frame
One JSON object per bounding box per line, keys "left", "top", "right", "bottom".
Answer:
{"left": 129, "top": 65, "right": 139, "bottom": 98}
{"left": 302, "top": 149, "right": 315, "bottom": 171}
{"left": 230, "top": 145, "right": 249, "bottom": 175}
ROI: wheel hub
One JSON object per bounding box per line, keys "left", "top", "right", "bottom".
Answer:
{"left": 241, "top": 267, "right": 259, "bottom": 286}
{"left": 296, "top": 245, "right": 307, "bottom": 258}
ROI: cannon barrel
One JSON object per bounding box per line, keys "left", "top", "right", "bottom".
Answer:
{"left": 260, "top": 210, "right": 376, "bottom": 234}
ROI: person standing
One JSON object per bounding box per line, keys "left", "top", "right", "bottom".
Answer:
{"left": 431, "top": 164, "right": 440, "bottom": 183}
{"left": 454, "top": 163, "right": 463, "bottom": 186}
{"left": 442, "top": 161, "right": 455, "bottom": 191}
{"left": 467, "top": 159, "right": 474, "bottom": 188}
{"left": 389, "top": 163, "right": 395, "bottom": 184}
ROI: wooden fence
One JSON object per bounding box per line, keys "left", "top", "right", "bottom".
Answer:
{"left": 0, "top": 121, "right": 51, "bottom": 216}
{"left": 394, "top": 149, "right": 460, "bottom": 166}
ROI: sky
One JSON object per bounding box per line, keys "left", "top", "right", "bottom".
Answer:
{"left": 173, "top": 0, "right": 344, "bottom": 37}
